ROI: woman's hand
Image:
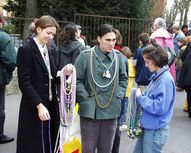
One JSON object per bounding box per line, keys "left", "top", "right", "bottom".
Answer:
{"left": 65, "top": 64, "right": 73, "bottom": 76}
{"left": 37, "top": 103, "right": 50, "bottom": 121}
{"left": 136, "top": 88, "right": 141, "bottom": 97}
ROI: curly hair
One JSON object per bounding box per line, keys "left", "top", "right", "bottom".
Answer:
{"left": 153, "top": 17, "right": 166, "bottom": 29}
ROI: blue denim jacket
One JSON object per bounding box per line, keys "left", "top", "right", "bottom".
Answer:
{"left": 137, "top": 66, "right": 176, "bottom": 129}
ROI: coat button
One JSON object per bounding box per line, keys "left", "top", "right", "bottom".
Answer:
{"left": 44, "top": 73, "right": 48, "bottom": 76}
{"left": 45, "top": 83, "right": 48, "bottom": 86}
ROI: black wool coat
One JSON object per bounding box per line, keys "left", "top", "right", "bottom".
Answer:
{"left": 178, "top": 42, "right": 191, "bottom": 89}
{"left": 16, "top": 39, "right": 60, "bottom": 153}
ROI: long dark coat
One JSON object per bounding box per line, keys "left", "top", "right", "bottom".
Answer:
{"left": 16, "top": 39, "right": 59, "bottom": 153}
{"left": 178, "top": 42, "right": 191, "bottom": 89}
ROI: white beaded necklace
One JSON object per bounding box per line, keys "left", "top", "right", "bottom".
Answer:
{"left": 54, "top": 66, "right": 76, "bottom": 153}
{"left": 90, "top": 47, "right": 118, "bottom": 88}
{"left": 93, "top": 49, "right": 116, "bottom": 70}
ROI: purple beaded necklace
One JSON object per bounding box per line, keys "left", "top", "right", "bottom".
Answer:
{"left": 41, "top": 120, "right": 52, "bottom": 153}
{"left": 54, "top": 66, "right": 76, "bottom": 153}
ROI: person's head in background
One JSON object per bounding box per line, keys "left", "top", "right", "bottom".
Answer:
{"left": 62, "top": 23, "right": 77, "bottom": 42}
{"left": 75, "top": 24, "right": 82, "bottom": 39}
{"left": 181, "top": 25, "right": 189, "bottom": 35}
{"left": 121, "top": 46, "right": 132, "bottom": 59}
{"left": 185, "top": 36, "right": 191, "bottom": 43}
{"left": 33, "top": 15, "right": 59, "bottom": 46}
{"left": 115, "top": 29, "right": 122, "bottom": 46}
{"left": 171, "top": 24, "right": 180, "bottom": 34}
{"left": 142, "top": 39, "right": 168, "bottom": 72}
{"left": 26, "top": 18, "right": 38, "bottom": 41}
{"left": 152, "top": 17, "right": 166, "bottom": 31}
{"left": 75, "top": 24, "right": 86, "bottom": 46}
{"left": 139, "top": 33, "right": 150, "bottom": 47}
{"left": 28, "top": 19, "right": 37, "bottom": 33}
{"left": 177, "top": 38, "right": 186, "bottom": 48}
{"left": 97, "top": 23, "right": 116, "bottom": 53}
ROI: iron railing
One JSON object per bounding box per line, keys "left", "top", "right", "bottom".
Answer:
{"left": 3, "top": 14, "right": 153, "bottom": 51}
{"left": 74, "top": 13, "right": 153, "bottom": 51}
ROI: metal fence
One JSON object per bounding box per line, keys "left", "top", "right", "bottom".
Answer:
{"left": 3, "top": 16, "right": 69, "bottom": 50}
{"left": 3, "top": 14, "right": 153, "bottom": 51}
{"left": 74, "top": 13, "right": 153, "bottom": 51}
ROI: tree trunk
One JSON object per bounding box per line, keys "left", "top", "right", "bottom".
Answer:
{"left": 179, "top": 11, "right": 184, "bottom": 26}
{"left": 172, "top": 7, "right": 179, "bottom": 25}
{"left": 23, "top": 0, "right": 38, "bottom": 42}
{"left": 183, "top": 0, "right": 191, "bottom": 25}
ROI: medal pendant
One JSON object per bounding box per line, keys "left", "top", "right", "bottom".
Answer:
{"left": 103, "top": 70, "right": 111, "bottom": 79}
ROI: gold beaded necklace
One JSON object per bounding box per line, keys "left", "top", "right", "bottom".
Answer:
{"left": 90, "top": 47, "right": 118, "bottom": 109}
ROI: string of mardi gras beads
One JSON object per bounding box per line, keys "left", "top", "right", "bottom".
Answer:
{"left": 126, "top": 75, "right": 163, "bottom": 139}
{"left": 90, "top": 47, "right": 118, "bottom": 108}
{"left": 54, "top": 65, "right": 76, "bottom": 153}
{"left": 90, "top": 47, "right": 117, "bottom": 88}
{"left": 41, "top": 120, "right": 53, "bottom": 153}
{"left": 126, "top": 88, "right": 143, "bottom": 139}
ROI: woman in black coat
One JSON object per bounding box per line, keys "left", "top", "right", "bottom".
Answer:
{"left": 178, "top": 42, "right": 191, "bottom": 117}
{"left": 16, "top": 15, "right": 73, "bottom": 153}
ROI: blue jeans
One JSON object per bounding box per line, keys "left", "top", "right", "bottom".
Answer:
{"left": 133, "top": 125, "right": 169, "bottom": 153}
{"left": 118, "top": 97, "right": 128, "bottom": 126}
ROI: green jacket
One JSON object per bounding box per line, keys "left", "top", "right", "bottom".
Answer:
{"left": 0, "top": 30, "right": 16, "bottom": 87}
{"left": 75, "top": 45, "right": 128, "bottom": 119}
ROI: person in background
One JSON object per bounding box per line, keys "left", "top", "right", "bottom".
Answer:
{"left": 175, "top": 38, "right": 189, "bottom": 112}
{"left": 185, "top": 35, "right": 191, "bottom": 43}
{"left": 75, "top": 24, "right": 86, "bottom": 46}
{"left": 150, "top": 17, "right": 176, "bottom": 82}
{"left": 175, "top": 38, "right": 187, "bottom": 92}
{"left": 120, "top": 46, "right": 136, "bottom": 123}
{"left": 134, "top": 33, "right": 153, "bottom": 92}
{"left": 16, "top": 15, "right": 73, "bottom": 153}
{"left": 171, "top": 24, "right": 185, "bottom": 84}
{"left": 58, "top": 23, "right": 87, "bottom": 69}
{"left": 119, "top": 46, "right": 135, "bottom": 131}
{"left": 113, "top": 29, "right": 129, "bottom": 130}
{"left": 178, "top": 42, "right": 191, "bottom": 118}
{"left": 171, "top": 24, "right": 185, "bottom": 55}
{"left": 133, "top": 40, "right": 176, "bottom": 153}
{"left": 181, "top": 36, "right": 191, "bottom": 112}
{"left": 112, "top": 29, "right": 129, "bottom": 153}
{"left": 181, "top": 25, "right": 191, "bottom": 36}
{"left": 114, "top": 29, "right": 123, "bottom": 51}
{"left": 26, "top": 19, "right": 37, "bottom": 41}
{"left": 75, "top": 23, "right": 128, "bottom": 153}
{"left": 0, "top": 12, "right": 5, "bottom": 29}
{"left": 0, "top": 26, "right": 16, "bottom": 144}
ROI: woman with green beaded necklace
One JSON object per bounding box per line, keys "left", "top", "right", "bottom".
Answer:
{"left": 75, "top": 24, "right": 128, "bottom": 153}
{"left": 133, "top": 40, "right": 176, "bottom": 153}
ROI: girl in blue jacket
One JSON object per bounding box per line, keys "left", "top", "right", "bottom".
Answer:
{"left": 133, "top": 40, "right": 176, "bottom": 153}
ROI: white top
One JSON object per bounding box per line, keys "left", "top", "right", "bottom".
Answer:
{"left": 33, "top": 37, "right": 49, "bottom": 61}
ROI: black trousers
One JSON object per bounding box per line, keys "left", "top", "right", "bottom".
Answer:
{"left": 0, "top": 87, "right": 5, "bottom": 137}
{"left": 185, "top": 88, "right": 191, "bottom": 117}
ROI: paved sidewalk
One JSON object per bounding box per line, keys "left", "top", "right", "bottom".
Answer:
{"left": 0, "top": 91, "right": 191, "bottom": 153}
